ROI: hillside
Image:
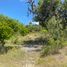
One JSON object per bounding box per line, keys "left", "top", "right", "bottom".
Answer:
{"left": 0, "top": 32, "right": 67, "bottom": 67}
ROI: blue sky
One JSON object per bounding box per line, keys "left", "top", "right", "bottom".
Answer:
{"left": 0, "top": 0, "right": 64, "bottom": 25}
{"left": 0, "top": 0, "right": 38, "bottom": 25}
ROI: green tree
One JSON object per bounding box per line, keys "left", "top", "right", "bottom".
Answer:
{"left": 28, "top": 0, "right": 61, "bottom": 27}
{"left": 47, "top": 16, "right": 63, "bottom": 40}
{"left": 61, "top": 0, "right": 67, "bottom": 29}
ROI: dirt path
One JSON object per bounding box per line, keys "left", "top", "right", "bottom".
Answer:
{"left": 21, "top": 45, "right": 42, "bottom": 67}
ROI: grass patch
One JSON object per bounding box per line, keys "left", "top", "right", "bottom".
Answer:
{"left": 36, "top": 55, "right": 67, "bottom": 67}
{"left": 0, "top": 47, "right": 25, "bottom": 67}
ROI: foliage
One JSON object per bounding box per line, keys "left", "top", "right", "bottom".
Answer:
{"left": 0, "top": 22, "right": 14, "bottom": 53}
{"left": 27, "top": 0, "right": 67, "bottom": 56}
{"left": 0, "top": 14, "right": 29, "bottom": 53}
{"left": 0, "top": 22, "right": 13, "bottom": 44}
{"left": 41, "top": 16, "right": 66, "bottom": 56}
{"left": 26, "top": 22, "right": 42, "bottom": 32}
{"left": 18, "top": 24, "right": 29, "bottom": 36}
{"left": 0, "top": 14, "right": 29, "bottom": 36}
{"left": 28, "top": 0, "right": 61, "bottom": 27}
{"left": 47, "top": 16, "right": 63, "bottom": 40}
{"left": 41, "top": 38, "right": 63, "bottom": 56}
{"left": 61, "top": 0, "right": 67, "bottom": 29}
{"left": 28, "top": 0, "right": 67, "bottom": 56}
{"left": 28, "top": 0, "right": 67, "bottom": 29}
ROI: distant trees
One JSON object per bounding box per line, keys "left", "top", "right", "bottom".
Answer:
{"left": 26, "top": 22, "right": 42, "bottom": 32}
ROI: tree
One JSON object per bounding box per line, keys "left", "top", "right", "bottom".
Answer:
{"left": 27, "top": 0, "right": 67, "bottom": 56}
{"left": 47, "top": 16, "right": 63, "bottom": 40}
{"left": 27, "top": 0, "right": 36, "bottom": 14}
{"left": 28, "top": 0, "right": 61, "bottom": 27}
{"left": 61, "top": 0, "right": 67, "bottom": 29}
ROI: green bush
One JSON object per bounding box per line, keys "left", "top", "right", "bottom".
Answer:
{"left": 0, "top": 22, "right": 13, "bottom": 43}
{"left": 0, "top": 22, "right": 14, "bottom": 53}
{"left": 26, "top": 23, "right": 43, "bottom": 32}
{"left": 41, "top": 38, "right": 64, "bottom": 56}
{"left": 19, "top": 26, "right": 29, "bottom": 36}
{"left": 0, "top": 14, "right": 29, "bottom": 53}
{"left": 41, "top": 16, "right": 66, "bottom": 56}
{"left": 0, "top": 14, "right": 29, "bottom": 36}
{"left": 41, "top": 29, "right": 48, "bottom": 33}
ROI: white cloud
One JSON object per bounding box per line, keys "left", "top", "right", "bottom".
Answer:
{"left": 32, "top": 22, "right": 39, "bottom": 25}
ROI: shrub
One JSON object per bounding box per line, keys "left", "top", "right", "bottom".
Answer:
{"left": 41, "top": 16, "right": 65, "bottom": 56}
{"left": 0, "top": 22, "right": 13, "bottom": 53}
{"left": 41, "top": 29, "right": 48, "bottom": 33}
{"left": 0, "top": 22, "right": 13, "bottom": 44}
{"left": 0, "top": 14, "right": 29, "bottom": 53}
{"left": 26, "top": 23, "right": 43, "bottom": 32}
{"left": 0, "top": 14, "right": 29, "bottom": 36}
{"left": 19, "top": 26, "right": 29, "bottom": 36}
{"left": 41, "top": 37, "right": 64, "bottom": 56}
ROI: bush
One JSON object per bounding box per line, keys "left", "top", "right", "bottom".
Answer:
{"left": 41, "top": 37, "right": 64, "bottom": 56}
{"left": 0, "top": 22, "right": 14, "bottom": 53}
{"left": 41, "top": 16, "right": 65, "bottom": 56}
{"left": 41, "top": 29, "right": 48, "bottom": 33}
{"left": 19, "top": 26, "right": 29, "bottom": 36}
{"left": 0, "top": 22, "right": 13, "bottom": 43}
{"left": 0, "top": 14, "right": 29, "bottom": 36}
{"left": 0, "top": 14, "right": 29, "bottom": 53}
{"left": 26, "top": 23, "right": 43, "bottom": 32}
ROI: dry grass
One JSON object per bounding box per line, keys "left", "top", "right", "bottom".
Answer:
{"left": 0, "top": 32, "right": 67, "bottom": 67}
{"left": 0, "top": 32, "right": 41, "bottom": 67}
{"left": 36, "top": 46, "right": 67, "bottom": 67}
{"left": 0, "top": 47, "right": 25, "bottom": 67}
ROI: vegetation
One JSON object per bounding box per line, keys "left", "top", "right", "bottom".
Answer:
{"left": 0, "top": 14, "right": 29, "bottom": 53}
{"left": 28, "top": 0, "right": 67, "bottom": 56}
{"left": 26, "top": 22, "right": 43, "bottom": 32}
{"left": 0, "top": 0, "right": 67, "bottom": 66}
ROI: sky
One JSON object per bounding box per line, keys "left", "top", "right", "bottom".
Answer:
{"left": 0, "top": 0, "right": 64, "bottom": 25}
{"left": 0, "top": 0, "right": 38, "bottom": 25}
